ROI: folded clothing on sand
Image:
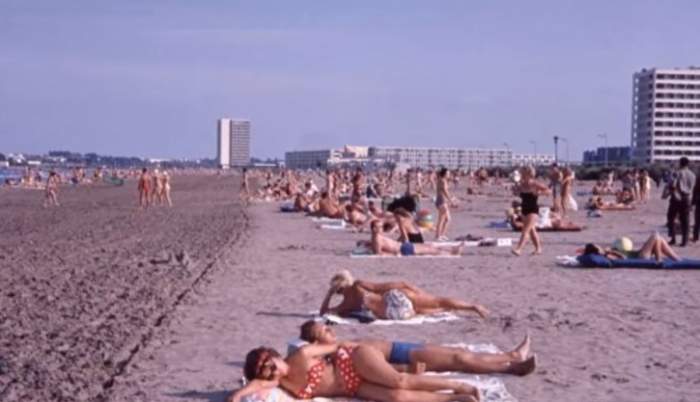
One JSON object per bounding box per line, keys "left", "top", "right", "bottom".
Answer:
{"left": 240, "top": 343, "right": 518, "bottom": 402}
{"left": 557, "top": 254, "right": 700, "bottom": 269}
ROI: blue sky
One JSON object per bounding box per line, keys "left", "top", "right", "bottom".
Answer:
{"left": 1, "top": 0, "right": 699, "bottom": 160}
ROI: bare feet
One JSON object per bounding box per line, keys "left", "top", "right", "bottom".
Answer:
{"left": 512, "top": 334, "right": 531, "bottom": 361}
{"left": 507, "top": 354, "right": 537, "bottom": 376}
{"left": 451, "top": 242, "right": 465, "bottom": 256}
{"left": 531, "top": 249, "right": 542, "bottom": 256}
{"left": 410, "top": 361, "right": 426, "bottom": 374}
{"left": 454, "top": 383, "right": 480, "bottom": 402}
{"left": 511, "top": 248, "right": 521, "bottom": 256}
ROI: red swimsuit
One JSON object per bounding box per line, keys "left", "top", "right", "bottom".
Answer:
{"left": 295, "top": 346, "right": 362, "bottom": 399}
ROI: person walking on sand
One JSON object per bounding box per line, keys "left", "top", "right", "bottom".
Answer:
{"left": 434, "top": 167, "right": 455, "bottom": 241}
{"left": 137, "top": 168, "right": 151, "bottom": 209}
{"left": 512, "top": 166, "right": 550, "bottom": 256}
{"left": 240, "top": 168, "right": 250, "bottom": 203}
{"left": 151, "top": 169, "right": 163, "bottom": 205}
{"left": 43, "top": 171, "right": 60, "bottom": 207}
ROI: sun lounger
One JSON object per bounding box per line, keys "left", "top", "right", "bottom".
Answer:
{"left": 556, "top": 254, "right": 700, "bottom": 269}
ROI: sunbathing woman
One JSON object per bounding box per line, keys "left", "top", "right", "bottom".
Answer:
{"left": 317, "top": 192, "right": 345, "bottom": 219}
{"left": 508, "top": 208, "right": 582, "bottom": 231}
{"left": 369, "top": 220, "right": 462, "bottom": 256}
{"left": 299, "top": 321, "right": 536, "bottom": 376}
{"left": 229, "top": 341, "right": 481, "bottom": 402}
{"left": 346, "top": 204, "right": 369, "bottom": 229}
{"left": 319, "top": 270, "right": 488, "bottom": 321}
{"left": 511, "top": 166, "right": 550, "bottom": 256}
{"left": 587, "top": 196, "right": 634, "bottom": 211}
{"left": 580, "top": 233, "right": 680, "bottom": 263}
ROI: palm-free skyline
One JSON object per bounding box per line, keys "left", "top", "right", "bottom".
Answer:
{"left": 2, "top": 0, "right": 699, "bottom": 160}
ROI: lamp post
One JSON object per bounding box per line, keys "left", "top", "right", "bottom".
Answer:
{"left": 529, "top": 140, "right": 537, "bottom": 155}
{"left": 553, "top": 135, "right": 560, "bottom": 165}
{"left": 598, "top": 133, "right": 608, "bottom": 167}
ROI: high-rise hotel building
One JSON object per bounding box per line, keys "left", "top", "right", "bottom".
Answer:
{"left": 631, "top": 67, "right": 700, "bottom": 163}
{"left": 217, "top": 118, "right": 251, "bottom": 168}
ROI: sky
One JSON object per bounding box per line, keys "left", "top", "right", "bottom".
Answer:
{"left": 1, "top": 0, "right": 699, "bottom": 160}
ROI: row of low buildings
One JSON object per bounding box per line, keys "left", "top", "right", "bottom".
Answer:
{"left": 285, "top": 145, "right": 554, "bottom": 170}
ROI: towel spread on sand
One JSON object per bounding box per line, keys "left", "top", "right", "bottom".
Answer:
{"left": 350, "top": 239, "right": 513, "bottom": 257}
{"left": 321, "top": 312, "right": 460, "bottom": 325}
{"left": 240, "top": 343, "right": 517, "bottom": 402}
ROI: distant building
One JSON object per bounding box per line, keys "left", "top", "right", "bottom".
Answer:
{"left": 631, "top": 67, "right": 700, "bottom": 163}
{"left": 582, "top": 146, "right": 631, "bottom": 166}
{"left": 286, "top": 145, "right": 553, "bottom": 169}
{"left": 511, "top": 153, "right": 556, "bottom": 167}
{"left": 368, "top": 146, "right": 513, "bottom": 169}
{"left": 217, "top": 118, "right": 251, "bottom": 168}
{"left": 285, "top": 145, "right": 370, "bottom": 169}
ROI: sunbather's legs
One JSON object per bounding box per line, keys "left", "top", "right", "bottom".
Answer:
{"left": 413, "top": 344, "right": 536, "bottom": 376}
{"left": 531, "top": 226, "right": 542, "bottom": 254}
{"left": 351, "top": 345, "right": 474, "bottom": 394}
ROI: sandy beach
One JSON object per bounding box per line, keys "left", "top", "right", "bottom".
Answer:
{"left": 2, "top": 178, "right": 700, "bottom": 402}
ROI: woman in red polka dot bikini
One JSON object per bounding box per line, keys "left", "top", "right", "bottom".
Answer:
{"left": 228, "top": 341, "right": 481, "bottom": 402}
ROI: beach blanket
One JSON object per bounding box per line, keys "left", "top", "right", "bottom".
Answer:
{"left": 487, "top": 220, "right": 510, "bottom": 229}
{"left": 241, "top": 343, "right": 517, "bottom": 402}
{"left": 321, "top": 311, "right": 460, "bottom": 326}
{"left": 350, "top": 239, "right": 514, "bottom": 257}
{"left": 280, "top": 203, "right": 297, "bottom": 213}
{"left": 556, "top": 255, "right": 700, "bottom": 269}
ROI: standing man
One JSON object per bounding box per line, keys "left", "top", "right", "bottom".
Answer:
{"left": 673, "top": 157, "right": 695, "bottom": 246}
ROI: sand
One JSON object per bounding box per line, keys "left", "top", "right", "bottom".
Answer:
{"left": 2, "top": 178, "right": 700, "bottom": 402}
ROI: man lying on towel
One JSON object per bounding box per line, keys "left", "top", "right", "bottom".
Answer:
{"left": 299, "top": 320, "right": 536, "bottom": 376}
{"left": 320, "top": 270, "right": 488, "bottom": 321}
{"left": 369, "top": 219, "right": 462, "bottom": 256}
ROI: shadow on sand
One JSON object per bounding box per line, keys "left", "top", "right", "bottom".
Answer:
{"left": 166, "top": 390, "right": 230, "bottom": 402}
{"left": 255, "top": 311, "right": 316, "bottom": 319}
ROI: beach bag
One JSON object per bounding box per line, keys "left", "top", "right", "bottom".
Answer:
{"left": 564, "top": 194, "right": 578, "bottom": 211}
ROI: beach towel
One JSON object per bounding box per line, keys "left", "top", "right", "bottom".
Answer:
{"left": 280, "top": 203, "right": 297, "bottom": 213}
{"left": 350, "top": 239, "right": 514, "bottom": 257}
{"left": 513, "top": 226, "right": 583, "bottom": 233}
{"left": 556, "top": 255, "right": 700, "bottom": 269}
{"left": 487, "top": 220, "right": 510, "bottom": 229}
{"left": 321, "top": 311, "right": 460, "bottom": 326}
{"left": 240, "top": 343, "right": 517, "bottom": 402}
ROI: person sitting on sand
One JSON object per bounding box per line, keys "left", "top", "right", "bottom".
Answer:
{"left": 228, "top": 341, "right": 481, "bottom": 402}
{"left": 587, "top": 196, "right": 633, "bottom": 211}
{"left": 369, "top": 220, "right": 462, "bottom": 256}
{"left": 346, "top": 203, "right": 369, "bottom": 229}
{"left": 615, "top": 189, "right": 635, "bottom": 205}
{"left": 579, "top": 233, "right": 680, "bottom": 263}
{"left": 299, "top": 320, "right": 536, "bottom": 377}
{"left": 317, "top": 191, "right": 344, "bottom": 219}
{"left": 320, "top": 270, "right": 489, "bottom": 321}
{"left": 394, "top": 208, "right": 425, "bottom": 243}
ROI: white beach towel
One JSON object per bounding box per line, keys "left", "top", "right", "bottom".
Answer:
{"left": 241, "top": 343, "right": 517, "bottom": 402}
{"left": 321, "top": 312, "right": 460, "bottom": 326}
{"left": 312, "top": 217, "right": 345, "bottom": 225}
{"left": 350, "top": 238, "right": 513, "bottom": 257}
{"left": 556, "top": 255, "right": 581, "bottom": 267}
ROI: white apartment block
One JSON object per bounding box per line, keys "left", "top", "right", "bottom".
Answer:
{"left": 217, "top": 118, "right": 251, "bottom": 168}
{"left": 285, "top": 146, "right": 370, "bottom": 169}
{"left": 512, "top": 153, "right": 556, "bottom": 166}
{"left": 368, "top": 146, "right": 513, "bottom": 170}
{"left": 631, "top": 67, "right": 700, "bottom": 163}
